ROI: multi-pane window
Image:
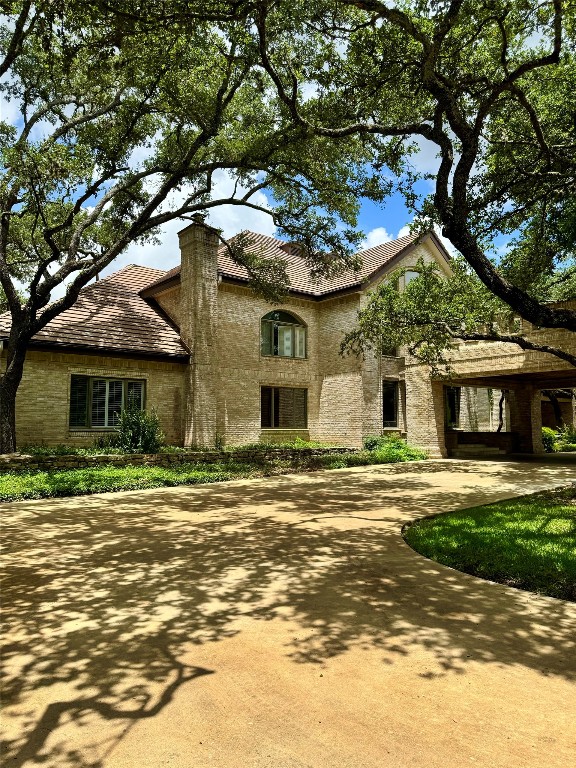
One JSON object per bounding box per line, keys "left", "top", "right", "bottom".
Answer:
{"left": 382, "top": 380, "right": 399, "bottom": 428}
{"left": 69, "top": 375, "right": 145, "bottom": 428}
{"left": 261, "top": 386, "right": 307, "bottom": 428}
{"left": 261, "top": 311, "right": 306, "bottom": 358}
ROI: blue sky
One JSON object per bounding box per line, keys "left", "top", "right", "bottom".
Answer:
{"left": 0, "top": 80, "right": 455, "bottom": 284}
{"left": 108, "top": 174, "right": 441, "bottom": 281}
{"left": 106, "top": 134, "right": 450, "bottom": 279}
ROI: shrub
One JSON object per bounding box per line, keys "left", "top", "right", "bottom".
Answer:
{"left": 115, "top": 407, "right": 164, "bottom": 453}
{"left": 556, "top": 424, "right": 576, "bottom": 452}
{"left": 20, "top": 443, "right": 79, "bottom": 456}
{"left": 562, "top": 424, "right": 576, "bottom": 442}
{"left": 541, "top": 426, "right": 558, "bottom": 453}
{"left": 93, "top": 433, "right": 121, "bottom": 451}
{"left": 363, "top": 434, "right": 388, "bottom": 450}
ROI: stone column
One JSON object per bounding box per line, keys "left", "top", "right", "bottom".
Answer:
{"left": 508, "top": 385, "right": 543, "bottom": 453}
{"left": 178, "top": 223, "right": 220, "bottom": 447}
{"left": 404, "top": 363, "right": 447, "bottom": 457}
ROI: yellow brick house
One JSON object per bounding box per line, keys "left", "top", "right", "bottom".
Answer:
{"left": 1, "top": 223, "right": 573, "bottom": 455}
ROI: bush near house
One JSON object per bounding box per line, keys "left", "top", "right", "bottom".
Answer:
{"left": 115, "top": 407, "right": 164, "bottom": 453}
{"left": 542, "top": 427, "right": 558, "bottom": 453}
{"left": 557, "top": 425, "right": 576, "bottom": 452}
{"left": 542, "top": 425, "right": 576, "bottom": 453}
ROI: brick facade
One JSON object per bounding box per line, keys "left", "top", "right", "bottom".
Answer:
{"left": 1, "top": 349, "right": 187, "bottom": 447}
{"left": 153, "top": 230, "right": 445, "bottom": 449}
{"left": 2, "top": 223, "right": 572, "bottom": 453}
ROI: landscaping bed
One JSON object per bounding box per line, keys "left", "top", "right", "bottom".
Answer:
{"left": 403, "top": 485, "right": 576, "bottom": 602}
{"left": 0, "top": 436, "right": 427, "bottom": 501}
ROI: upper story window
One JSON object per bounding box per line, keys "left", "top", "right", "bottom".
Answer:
{"left": 261, "top": 311, "right": 306, "bottom": 358}
{"left": 404, "top": 269, "right": 419, "bottom": 287}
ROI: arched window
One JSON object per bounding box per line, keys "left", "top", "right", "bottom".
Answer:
{"left": 261, "top": 310, "right": 306, "bottom": 358}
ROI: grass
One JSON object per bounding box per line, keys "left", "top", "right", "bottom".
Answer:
{"left": 0, "top": 437, "right": 427, "bottom": 502}
{"left": 0, "top": 461, "right": 255, "bottom": 501}
{"left": 403, "top": 485, "right": 576, "bottom": 602}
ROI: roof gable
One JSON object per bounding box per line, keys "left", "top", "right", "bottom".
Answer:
{"left": 0, "top": 265, "right": 188, "bottom": 359}
{"left": 143, "top": 229, "right": 444, "bottom": 298}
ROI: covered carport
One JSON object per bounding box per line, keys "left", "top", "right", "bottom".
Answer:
{"left": 441, "top": 370, "right": 575, "bottom": 457}
{"left": 404, "top": 320, "right": 576, "bottom": 458}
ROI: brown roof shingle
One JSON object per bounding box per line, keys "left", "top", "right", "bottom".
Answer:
{"left": 0, "top": 231, "right": 443, "bottom": 357}
{"left": 0, "top": 265, "right": 188, "bottom": 359}
{"left": 144, "top": 230, "right": 423, "bottom": 297}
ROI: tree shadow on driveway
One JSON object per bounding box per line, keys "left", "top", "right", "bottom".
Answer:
{"left": 2, "top": 460, "right": 575, "bottom": 766}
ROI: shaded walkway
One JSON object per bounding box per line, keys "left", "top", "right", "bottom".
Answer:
{"left": 2, "top": 459, "right": 576, "bottom": 767}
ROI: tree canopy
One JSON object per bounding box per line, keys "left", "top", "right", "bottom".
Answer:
{"left": 2, "top": 0, "right": 575, "bottom": 452}
{"left": 0, "top": 0, "right": 387, "bottom": 451}
{"left": 255, "top": 0, "right": 576, "bottom": 358}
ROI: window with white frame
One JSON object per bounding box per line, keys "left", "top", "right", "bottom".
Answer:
{"left": 69, "top": 375, "right": 145, "bottom": 428}
{"left": 261, "top": 311, "right": 306, "bottom": 358}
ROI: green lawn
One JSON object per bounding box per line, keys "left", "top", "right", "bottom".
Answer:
{"left": 0, "top": 462, "right": 253, "bottom": 501}
{"left": 0, "top": 439, "right": 427, "bottom": 502}
{"left": 403, "top": 485, "right": 576, "bottom": 602}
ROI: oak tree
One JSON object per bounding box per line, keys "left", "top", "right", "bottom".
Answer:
{"left": 0, "top": 0, "right": 385, "bottom": 452}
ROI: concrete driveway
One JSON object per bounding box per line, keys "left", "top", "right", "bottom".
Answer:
{"left": 2, "top": 459, "right": 576, "bottom": 768}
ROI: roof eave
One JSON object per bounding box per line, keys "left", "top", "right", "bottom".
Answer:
{"left": 140, "top": 275, "right": 181, "bottom": 297}
{"left": 360, "top": 231, "right": 451, "bottom": 291}
{"left": 27, "top": 340, "right": 190, "bottom": 363}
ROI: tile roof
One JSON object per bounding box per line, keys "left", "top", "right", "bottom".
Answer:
{"left": 0, "top": 265, "right": 189, "bottom": 359}
{"left": 0, "top": 231, "right": 439, "bottom": 358}
{"left": 145, "top": 230, "right": 422, "bottom": 297}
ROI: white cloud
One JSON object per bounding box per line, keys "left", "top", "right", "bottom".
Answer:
{"left": 76, "top": 170, "right": 277, "bottom": 287}
{"left": 363, "top": 222, "right": 458, "bottom": 258}
{"left": 44, "top": 171, "right": 277, "bottom": 300}
{"left": 207, "top": 170, "right": 276, "bottom": 239}
{"left": 431, "top": 224, "right": 457, "bottom": 257}
{"left": 361, "top": 226, "right": 394, "bottom": 250}
{"left": 407, "top": 135, "right": 441, "bottom": 175}
{"left": 0, "top": 93, "right": 20, "bottom": 126}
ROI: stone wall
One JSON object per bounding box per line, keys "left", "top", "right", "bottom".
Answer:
{"left": 0, "top": 446, "right": 355, "bottom": 474}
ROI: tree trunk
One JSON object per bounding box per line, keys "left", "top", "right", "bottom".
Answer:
{"left": 542, "top": 389, "right": 564, "bottom": 429}
{"left": 0, "top": 340, "right": 28, "bottom": 454}
{"left": 496, "top": 390, "right": 507, "bottom": 433}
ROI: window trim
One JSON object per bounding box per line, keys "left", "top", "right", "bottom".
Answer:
{"left": 260, "top": 385, "right": 308, "bottom": 429}
{"left": 260, "top": 311, "right": 307, "bottom": 359}
{"left": 69, "top": 375, "right": 146, "bottom": 430}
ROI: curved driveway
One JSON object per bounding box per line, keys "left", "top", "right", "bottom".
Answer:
{"left": 2, "top": 459, "right": 576, "bottom": 768}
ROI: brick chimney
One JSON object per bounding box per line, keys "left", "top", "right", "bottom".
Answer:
{"left": 178, "top": 222, "right": 220, "bottom": 447}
